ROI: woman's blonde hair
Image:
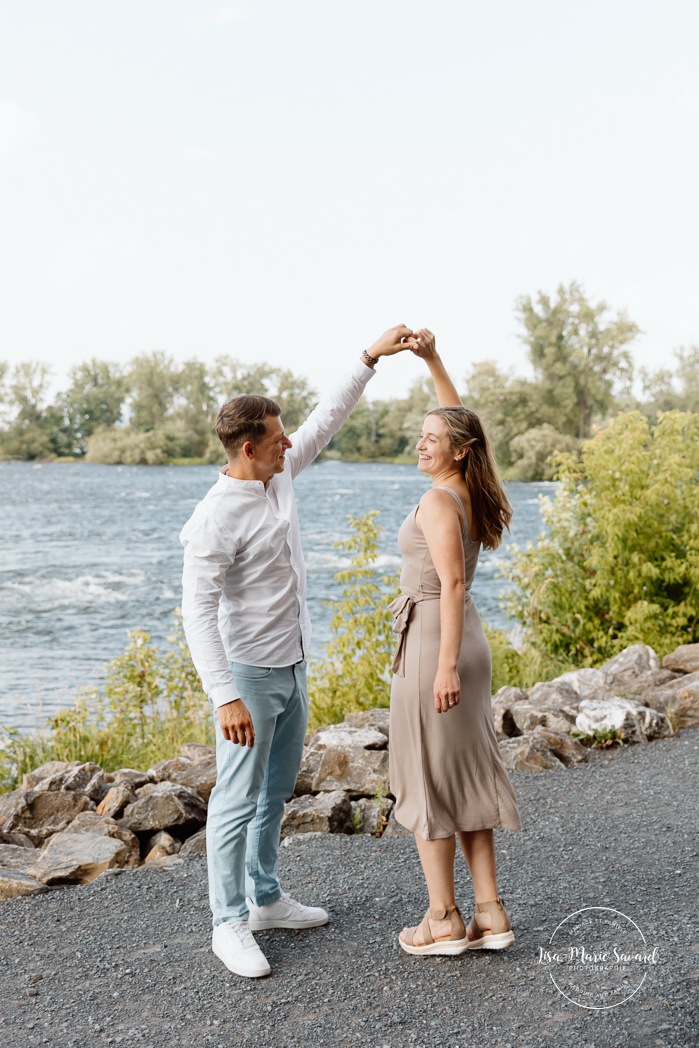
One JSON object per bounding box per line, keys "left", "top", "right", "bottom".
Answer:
{"left": 427, "top": 406, "right": 512, "bottom": 550}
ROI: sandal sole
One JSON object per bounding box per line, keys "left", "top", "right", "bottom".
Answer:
{"left": 398, "top": 936, "right": 470, "bottom": 957}
{"left": 467, "top": 931, "right": 515, "bottom": 950}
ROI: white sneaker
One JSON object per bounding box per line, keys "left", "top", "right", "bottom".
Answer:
{"left": 212, "top": 919, "right": 271, "bottom": 978}
{"left": 246, "top": 891, "right": 329, "bottom": 931}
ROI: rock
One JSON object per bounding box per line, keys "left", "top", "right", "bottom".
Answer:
{"left": 180, "top": 828, "right": 207, "bottom": 857}
{"left": 281, "top": 791, "right": 352, "bottom": 839}
{"left": 62, "top": 812, "right": 140, "bottom": 867}
{"left": 662, "top": 644, "right": 699, "bottom": 675}
{"left": 150, "top": 754, "right": 218, "bottom": 803}
{"left": 510, "top": 703, "right": 577, "bottom": 736}
{"left": 601, "top": 644, "right": 660, "bottom": 685}
{"left": 144, "top": 831, "right": 181, "bottom": 864}
{"left": 0, "top": 831, "right": 35, "bottom": 849}
{"left": 343, "top": 708, "right": 390, "bottom": 738}
{"left": 554, "top": 668, "right": 611, "bottom": 701}
{"left": 147, "top": 757, "right": 193, "bottom": 783}
{"left": 96, "top": 784, "right": 135, "bottom": 819}
{"left": 0, "top": 868, "right": 48, "bottom": 901}
{"left": 350, "top": 797, "right": 394, "bottom": 836}
{"left": 656, "top": 680, "right": 699, "bottom": 730}
{"left": 616, "top": 669, "right": 683, "bottom": 706}
{"left": 0, "top": 788, "right": 94, "bottom": 846}
{"left": 0, "top": 843, "right": 41, "bottom": 870}
{"left": 109, "top": 768, "right": 152, "bottom": 790}
{"left": 180, "top": 742, "right": 215, "bottom": 761}
{"left": 531, "top": 728, "right": 588, "bottom": 766}
{"left": 493, "top": 685, "right": 528, "bottom": 704}
{"left": 296, "top": 725, "right": 390, "bottom": 797}
{"left": 22, "top": 762, "right": 106, "bottom": 802}
{"left": 575, "top": 698, "right": 673, "bottom": 744}
{"left": 498, "top": 734, "right": 565, "bottom": 771}
{"left": 491, "top": 695, "right": 521, "bottom": 739}
{"left": 144, "top": 844, "right": 173, "bottom": 864}
{"left": 145, "top": 830, "right": 181, "bottom": 856}
{"left": 26, "top": 831, "right": 132, "bottom": 885}
{"left": 121, "top": 782, "right": 208, "bottom": 834}
{"left": 21, "top": 761, "right": 81, "bottom": 791}
{"left": 526, "top": 681, "right": 580, "bottom": 708}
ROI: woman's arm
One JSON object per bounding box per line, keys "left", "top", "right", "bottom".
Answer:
{"left": 416, "top": 489, "right": 466, "bottom": 713}
{"left": 411, "top": 329, "right": 462, "bottom": 407}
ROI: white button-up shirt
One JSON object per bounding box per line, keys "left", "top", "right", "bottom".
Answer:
{"left": 180, "top": 359, "right": 374, "bottom": 708}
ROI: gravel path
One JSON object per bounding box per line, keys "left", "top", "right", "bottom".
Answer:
{"left": 0, "top": 731, "right": 696, "bottom": 1048}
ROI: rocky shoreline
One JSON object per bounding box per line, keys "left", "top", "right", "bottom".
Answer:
{"left": 1, "top": 641, "right": 698, "bottom": 901}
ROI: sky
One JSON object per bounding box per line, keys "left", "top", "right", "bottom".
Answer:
{"left": 1, "top": 0, "right": 698, "bottom": 402}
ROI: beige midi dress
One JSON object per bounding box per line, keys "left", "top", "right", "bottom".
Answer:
{"left": 389, "top": 488, "right": 522, "bottom": 839}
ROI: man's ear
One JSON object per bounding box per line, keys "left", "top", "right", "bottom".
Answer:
{"left": 241, "top": 440, "right": 256, "bottom": 461}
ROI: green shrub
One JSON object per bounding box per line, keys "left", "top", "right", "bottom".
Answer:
{"left": 504, "top": 410, "right": 699, "bottom": 667}
{"left": 308, "top": 512, "right": 399, "bottom": 729}
{"left": 0, "top": 612, "right": 212, "bottom": 793}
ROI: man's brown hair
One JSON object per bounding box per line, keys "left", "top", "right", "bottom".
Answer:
{"left": 215, "top": 395, "right": 281, "bottom": 457}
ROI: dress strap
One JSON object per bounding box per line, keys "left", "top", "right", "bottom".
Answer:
{"left": 435, "top": 486, "right": 468, "bottom": 530}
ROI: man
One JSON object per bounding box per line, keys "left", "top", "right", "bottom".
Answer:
{"left": 180, "top": 325, "right": 414, "bottom": 978}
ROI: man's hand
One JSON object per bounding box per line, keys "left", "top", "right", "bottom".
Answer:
{"left": 366, "top": 324, "right": 418, "bottom": 359}
{"left": 217, "top": 699, "right": 255, "bottom": 747}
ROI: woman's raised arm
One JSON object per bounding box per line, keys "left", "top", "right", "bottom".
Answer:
{"left": 411, "top": 329, "right": 462, "bottom": 407}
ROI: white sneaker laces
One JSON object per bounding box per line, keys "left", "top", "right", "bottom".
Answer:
{"left": 225, "top": 921, "right": 256, "bottom": 949}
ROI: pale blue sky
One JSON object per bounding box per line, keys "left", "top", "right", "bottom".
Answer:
{"left": 1, "top": 0, "right": 698, "bottom": 400}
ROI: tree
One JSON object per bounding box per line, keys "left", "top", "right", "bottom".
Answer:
{"left": 504, "top": 410, "right": 699, "bottom": 670}
{"left": 463, "top": 361, "right": 543, "bottom": 470}
{"left": 508, "top": 424, "right": 578, "bottom": 481}
{"left": 0, "top": 361, "right": 70, "bottom": 459}
{"left": 165, "top": 359, "right": 217, "bottom": 459}
{"left": 127, "top": 351, "right": 180, "bottom": 431}
{"left": 639, "top": 345, "right": 699, "bottom": 417}
{"left": 57, "top": 359, "right": 128, "bottom": 454}
{"left": 516, "top": 282, "right": 638, "bottom": 439}
{"left": 210, "top": 357, "right": 316, "bottom": 434}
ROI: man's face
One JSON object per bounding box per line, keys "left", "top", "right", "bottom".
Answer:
{"left": 251, "top": 415, "right": 293, "bottom": 482}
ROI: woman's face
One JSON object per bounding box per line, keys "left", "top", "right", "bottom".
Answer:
{"left": 416, "top": 414, "right": 459, "bottom": 475}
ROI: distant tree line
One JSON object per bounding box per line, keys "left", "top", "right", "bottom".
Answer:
{"left": 1, "top": 282, "right": 697, "bottom": 478}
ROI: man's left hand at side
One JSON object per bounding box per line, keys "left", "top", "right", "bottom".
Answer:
{"left": 217, "top": 698, "right": 255, "bottom": 748}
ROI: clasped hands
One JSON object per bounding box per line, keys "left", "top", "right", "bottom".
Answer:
{"left": 365, "top": 325, "right": 438, "bottom": 360}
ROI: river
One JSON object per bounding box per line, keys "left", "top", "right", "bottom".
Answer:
{"left": 0, "top": 460, "right": 554, "bottom": 730}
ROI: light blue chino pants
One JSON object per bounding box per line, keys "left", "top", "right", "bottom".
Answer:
{"left": 207, "top": 660, "right": 308, "bottom": 926}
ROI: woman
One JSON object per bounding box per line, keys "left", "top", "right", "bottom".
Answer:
{"left": 389, "top": 329, "right": 521, "bottom": 957}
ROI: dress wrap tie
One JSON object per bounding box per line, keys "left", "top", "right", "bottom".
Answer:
{"left": 388, "top": 590, "right": 471, "bottom": 676}
{"left": 388, "top": 592, "right": 437, "bottom": 676}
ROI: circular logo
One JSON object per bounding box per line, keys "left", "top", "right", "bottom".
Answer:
{"left": 538, "top": 907, "right": 660, "bottom": 1010}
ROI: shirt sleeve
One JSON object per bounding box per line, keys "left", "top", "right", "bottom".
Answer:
{"left": 180, "top": 509, "right": 241, "bottom": 709}
{"left": 287, "top": 358, "right": 375, "bottom": 479}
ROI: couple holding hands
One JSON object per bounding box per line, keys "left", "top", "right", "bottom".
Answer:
{"left": 180, "top": 325, "right": 521, "bottom": 979}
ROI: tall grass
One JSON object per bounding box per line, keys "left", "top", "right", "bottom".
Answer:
{"left": 0, "top": 613, "right": 213, "bottom": 793}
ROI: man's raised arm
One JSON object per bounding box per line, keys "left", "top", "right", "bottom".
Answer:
{"left": 287, "top": 324, "right": 415, "bottom": 478}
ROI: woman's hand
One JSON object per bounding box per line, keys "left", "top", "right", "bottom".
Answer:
{"left": 410, "top": 328, "right": 438, "bottom": 361}
{"left": 366, "top": 324, "right": 418, "bottom": 359}
{"left": 433, "top": 666, "right": 460, "bottom": 713}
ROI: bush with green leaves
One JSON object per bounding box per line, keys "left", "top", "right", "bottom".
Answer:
{"left": 504, "top": 410, "right": 699, "bottom": 670}
{"left": 0, "top": 612, "right": 213, "bottom": 793}
{"left": 308, "top": 512, "right": 399, "bottom": 729}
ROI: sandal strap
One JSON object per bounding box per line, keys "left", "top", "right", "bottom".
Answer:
{"left": 428, "top": 904, "right": 466, "bottom": 941}
{"left": 471, "top": 897, "right": 511, "bottom": 936}
{"left": 420, "top": 910, "right": 435, "bottom": 946}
